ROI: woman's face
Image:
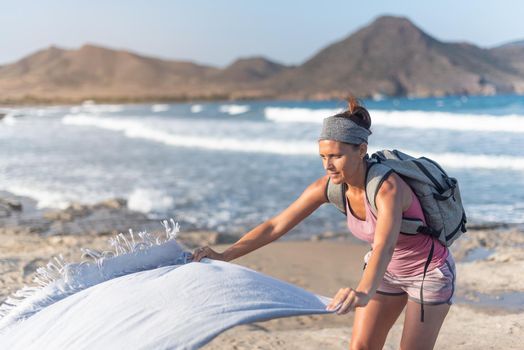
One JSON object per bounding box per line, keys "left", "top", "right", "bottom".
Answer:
{"left": 318, "top": 140, "right": 367, "bottom": 185}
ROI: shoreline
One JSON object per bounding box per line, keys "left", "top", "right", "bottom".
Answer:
{"left": 0, "top": 190, "right": 521, "bottom": 240}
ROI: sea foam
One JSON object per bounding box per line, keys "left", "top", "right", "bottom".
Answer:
{"left": 151, "top": 104, "right": 170, "bottom": 112}
{"left": 127, "top": 188, "right": 174, "bottom": 214}
{"left": 219, "top": 104, "right": 250, "bottom": 115}
{"left": 1, "top": 113, "right": 17, "bottom": 125}
{"left": 61, "top": 114, "right": 524, "bottom": 171}
{"left": 265, "top": 107, "right": 524, "bottom": 133}
{"left": 191, "top": 104, "right": 204, "bottom": 113}
{"left": 69, "top": 103, "right": 124, "bottom": 114}
{"left": 61, "top": 114, "right": 316, "bottom": 155}
{"left": 3, "top": 184, "right": 71, "bottom": 209}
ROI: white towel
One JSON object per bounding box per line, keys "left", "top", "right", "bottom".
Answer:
{"left": 0, "top": 223, "right": 334, "bottom": 349}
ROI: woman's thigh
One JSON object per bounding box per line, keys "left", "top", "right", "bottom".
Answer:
{"left": 400, "top": 300, "right": 450, "bottom": 350}
{"left": 350, "top": 292, "right": 407, "bottom": 350}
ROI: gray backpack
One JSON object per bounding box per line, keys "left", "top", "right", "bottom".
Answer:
{"left": 326, "top": 149, "right": 467, "bottom": 247}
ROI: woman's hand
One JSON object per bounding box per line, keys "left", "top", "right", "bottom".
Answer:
{"left": 191, "top": 246, "right": 226, "bottom": 262}
{"left": 326, "top": 287, "right": 371, "bottom": 314}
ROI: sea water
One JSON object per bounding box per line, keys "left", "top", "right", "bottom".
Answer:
{"left": 1, "top": 95, "right": 523, "bottom": 238}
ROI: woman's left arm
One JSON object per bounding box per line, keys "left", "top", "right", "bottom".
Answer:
{"left": 327, "top": 173, "right": 409, "bottom": 314}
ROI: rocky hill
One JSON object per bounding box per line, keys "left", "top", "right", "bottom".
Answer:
{"left": 491, "top": 40, "right": 524, "bottom": 77}
{"left": 266, "top": 16, "right": 523, "bottom": 99}
{"left": 0, "top": 44, "right": 221, "bottom": 102}
{"left": 0, "top": 16, "right": 523, "bottom": 103}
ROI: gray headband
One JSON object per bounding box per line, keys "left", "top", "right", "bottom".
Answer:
{"left": 318, "top": 116, "right": 372, "bottom": 144}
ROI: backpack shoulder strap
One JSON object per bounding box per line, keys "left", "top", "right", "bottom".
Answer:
{"left": 365, "top": 161, "right": 394, "bottom": 217}
{"left": 326, "top": 177, "right": 347, "bottom": 215}
{"left": 365, "top": 158, "right": 426, "bottom": 235}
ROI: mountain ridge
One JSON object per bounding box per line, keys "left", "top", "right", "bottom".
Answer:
{"left": 1, "top": 15, "right": 523, "bottom": 103}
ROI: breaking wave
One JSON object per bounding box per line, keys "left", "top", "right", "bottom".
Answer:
{"left": 265, "top": 107, "right": 524, "bottom": 133}
{"left": 61, "top": 114, "right": 524, "bottom": 170}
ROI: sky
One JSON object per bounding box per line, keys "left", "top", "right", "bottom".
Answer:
{"left": 1, "top": 0, "right": 523, "bottom": 67}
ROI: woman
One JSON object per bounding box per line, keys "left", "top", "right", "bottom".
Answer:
{"left": 192, "top": 98, "right": 456, "bottom": 350}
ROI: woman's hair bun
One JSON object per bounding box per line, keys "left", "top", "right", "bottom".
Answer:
{"left": 333, "top": 95, "right": 372, "bottom": 130}
{"left": 347, "top": 95, "right": 361, "bottom": 114}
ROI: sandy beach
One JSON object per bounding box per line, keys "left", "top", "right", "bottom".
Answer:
{"left": 0, "top": 193, "right": 523, "bottom": 349}
{"left": 204, "top": 237, "right": 524, "bottom": 349}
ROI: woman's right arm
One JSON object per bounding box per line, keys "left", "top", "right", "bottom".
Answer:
{"left": 192, "top": 175, "right": 329, "bottom": 262}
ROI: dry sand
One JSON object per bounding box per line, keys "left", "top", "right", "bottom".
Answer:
{"left": 1, "top": 230, "right": 523, "bottom": 349}
{"left": 200, "top": 240, "right": 524, "bottom": 349}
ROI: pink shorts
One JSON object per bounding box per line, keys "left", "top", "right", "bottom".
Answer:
{"left": 364, "top": 252, "right": 456, "bottom": 305}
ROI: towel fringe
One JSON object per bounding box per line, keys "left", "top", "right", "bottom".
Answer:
{"left": 0, "top": 219, "right": 182, "bottom": 326}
